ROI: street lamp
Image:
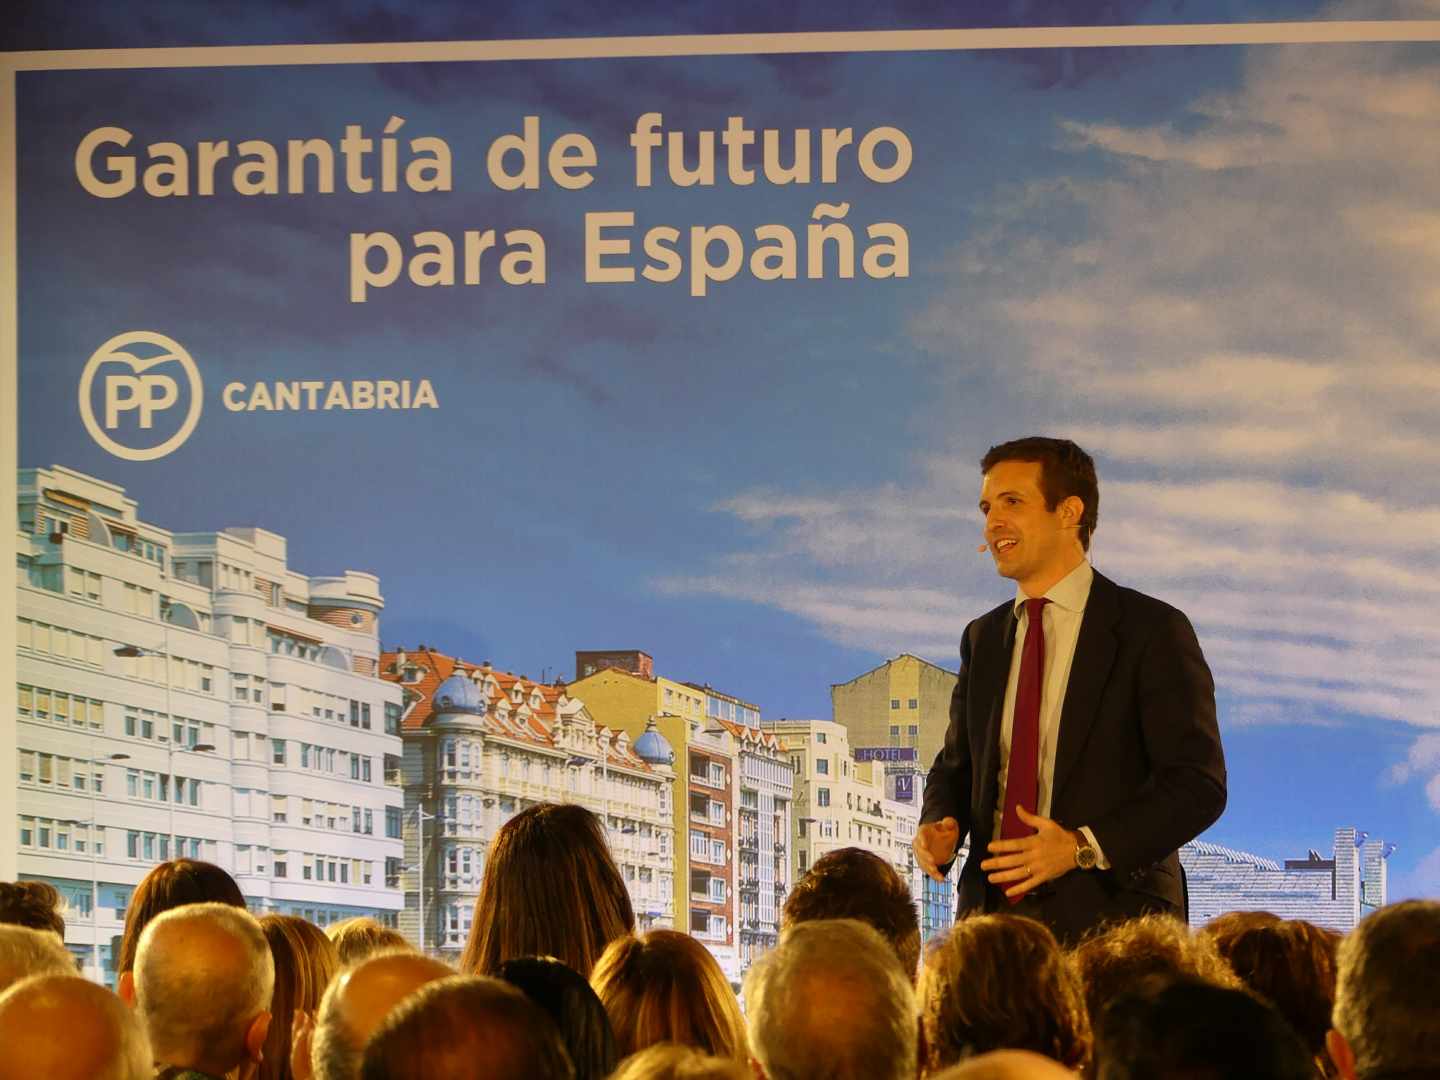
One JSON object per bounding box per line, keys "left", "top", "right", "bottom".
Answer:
{"left": 86, "top": 751, "right": 130, "bottom": 983}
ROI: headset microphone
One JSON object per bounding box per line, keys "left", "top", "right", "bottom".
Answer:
{"left": 977, "top": 543, "right": 988, "bottom": 553}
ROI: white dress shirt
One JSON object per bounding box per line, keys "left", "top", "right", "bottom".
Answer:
{"left": 992, "top": 559, "right": 1109, "bottom": 867}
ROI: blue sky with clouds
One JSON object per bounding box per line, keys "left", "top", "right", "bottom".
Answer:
{"left": 11, "top": 0, "right": 1440, "bottom": 898}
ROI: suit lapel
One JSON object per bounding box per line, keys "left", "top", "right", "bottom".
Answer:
{"left": 1052, "top": 570, "right": 1120, "bottom": 809}
{"left": 973, "top": 603, "right": 1017, "bottom": 823}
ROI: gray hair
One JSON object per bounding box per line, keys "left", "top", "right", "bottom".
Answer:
{"left": 134, "top": 901, "right": 274, "bottom": 1066}
{"left": 313, "top": 946, "right": 446, "bottom": 1080}
{"left": 1332, "top": 899, "right": 1440, "bottom": 1076}
{"left": 744, "top": 918, "right": 917, "bottom": 1080}
{"left": 0, "top": 924, "right": 75, "bottom": 991}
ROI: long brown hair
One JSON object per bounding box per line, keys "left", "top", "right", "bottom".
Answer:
{"left": 117, "top": 859, "right": 245, "bottom": 974}
{"left": 460, "top": 803, "right": 634, "bottom": 978}
{"left": 590, "top": 931, "right": 747, "bottom": 1062}
{"left": 259, "top": 915, "right": 340, "bottom": 1080}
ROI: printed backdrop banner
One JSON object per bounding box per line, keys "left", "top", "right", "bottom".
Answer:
{"left": 5, "top": 15, "right": 1440, "bottom": 897}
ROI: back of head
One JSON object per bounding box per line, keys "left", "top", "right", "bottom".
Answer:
{"left": 980, "top": 437, "right": 1098, "bottom": 550}
{"left": 1332, "top": 899, "right": 1440, "bottom": 1077}
{"left": 782, "top": 847, "right": 921, "bottom": 981}
{"left": 609, "top": 1044, "right": 751, "bottom": 1080}
{"left": 920, "top": 913, "right": 1090, "bottom": 1072}
{"left": 117, "top": 858, "right": 245, "bottom": 974}
{"left": 326, "top": 917, "right": 410, "bottom": 966}
{"left": 260, "top": 914, "right": 340, "bottom": 1080}
{"left": 313, "top": 949, "right": 454, "bottom": 1080}
{"left": 134, "top": 901, "right": 275, "bottom": 1073}
{"left": 928, "top": 1049, "right": 1080, "bottom": 1080}
{"left": 590, "top": 930, "right": 746, "bottom": 1062}
{"left": 0, "top": 974, "right": 152, "bottom": 1080}
{"left": 1070, "top": 913, "right": 1238, "bottom": 1023}
{"left": 1093, "top": 974, "right": 1314, "bottom": 1080}
{"left": 0, "top": 880, "right": 66, "bottom": 937}
{"left": 461, "top": 802, "right": 634, "bottom": 979}
{"left": 497, "top": 956, "right": 618, "bottom": 1080}
{"left": 360, "top": 974, "right": 575, "bottom": 1080}
{"left": 1222, "top": 920, "right": 1335, "bottom": 1063}
{"left": 744, "top": 918, "right": 916, "bottom": 1080}
{"left": 0, "top": 923, "right": 75, "bottom": 991}
{"left": 1199, "top": 909, "right": 1282, "bottom": 963}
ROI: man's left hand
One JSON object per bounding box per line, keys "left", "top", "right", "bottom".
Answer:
{"left": 979, "top": 805, "right": 1080, "bottom": 900}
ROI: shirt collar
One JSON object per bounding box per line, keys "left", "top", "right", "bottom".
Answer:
{"left": 1013, "top": 559, "right": 1093, "bottom": 618}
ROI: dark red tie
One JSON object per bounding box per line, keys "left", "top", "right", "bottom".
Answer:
{"left": 1000, "top": 598, "right": 1049, "bottom": 866}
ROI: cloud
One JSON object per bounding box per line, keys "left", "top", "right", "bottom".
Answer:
{"left": 1388, "top": 843, "right": 1440, "bottom": 901}
{"left": 661, "top": 28, "right": 1440, "bottom": 747}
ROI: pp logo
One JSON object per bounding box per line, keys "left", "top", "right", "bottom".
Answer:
{"left": 78, "top": 331, "right": 203, "bottom": 461}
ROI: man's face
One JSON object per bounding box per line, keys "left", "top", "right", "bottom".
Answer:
{"left": 978, "top": 459, "right": 1076, "bottom": 592}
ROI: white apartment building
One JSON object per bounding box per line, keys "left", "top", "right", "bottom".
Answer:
{"left": 15, "top": 465, "right": 405, "bottom": 983}
{"left": 1181, "top": 826, "right": 1391, "bottom": 933}
{"left": 380, "top": 648, "right": 676, "bottom": 960}
{"left": 764, "top": 718, "right": 923, "bottom": 914}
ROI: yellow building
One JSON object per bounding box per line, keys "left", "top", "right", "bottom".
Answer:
{"left": 830, "top": 654, "right": 956, "bottom": 770}
{"left": 567, "top": 651, "right": 742, "bottom": 982}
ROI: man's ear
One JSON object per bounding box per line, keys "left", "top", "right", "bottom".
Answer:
{"left": 1059, "top": 494, "right": 1085, "bottom": 532}
{"left": 1326, "top": 1028, "right": 1357, "bottom": 1080}
{"left": 117, "top": 970, "right": 135, "bottom": 1006}
{"left": 244, "top": 1010, "right": 272, "bottom": 1064}
{"left": 290, "top": 1009, "right": 314, "bottom": 1080}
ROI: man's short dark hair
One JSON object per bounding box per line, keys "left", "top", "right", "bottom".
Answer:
{"left": 1332, "top": 900, "right": 1440, "bottom": 1077}
{"left": 0, "top": 882, "right": 65, "bottom": 938}
{"left": 980, "top": 437, "right": 1099, "bottom": 551}
{"left": 1093, "top": 975, "right": 1314, "bottom": 1080}
{"left": 781, "top": 848, "right": 920, "bottom": 980}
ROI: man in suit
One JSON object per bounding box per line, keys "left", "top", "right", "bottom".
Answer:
{"left": 914, "top": 437, "right": 1226, "bottom": 945}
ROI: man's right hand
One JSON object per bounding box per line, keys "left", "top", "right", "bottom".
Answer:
{"left": 913, "top": 817, "right": 960, "bottom": 882}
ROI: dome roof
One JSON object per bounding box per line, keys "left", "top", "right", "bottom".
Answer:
{"left": 432, "top": 672, "right": 487, "bottom": 716}
{"left": 633, "top": 718, "right": 674, "bottom": 766}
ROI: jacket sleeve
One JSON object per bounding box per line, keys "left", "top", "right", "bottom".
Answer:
{"left": 1088, "top": 605, "right": 1227, "bottom": 879}
{"left": 920, "top": 618, "right": 978, "bottom": 845}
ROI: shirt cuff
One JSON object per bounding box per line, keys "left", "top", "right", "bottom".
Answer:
{"left": 1079, "top": 826, "right": 1111, "bottom": 871}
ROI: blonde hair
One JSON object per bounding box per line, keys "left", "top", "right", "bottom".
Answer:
{"left": 325, "top": 917, "right": 409, "bottom": 966}
{"left": 609, "top": 1043, "right": 751, "bottom": 1080}
{"left": 259, "top": 915, "right": 339, "bottom": 1080}
{"left": 1069, "top": 913, "right": 1238, "bottom": 1025}
{"left": 590, "top": 931, "right": 746, "bottom": 1062}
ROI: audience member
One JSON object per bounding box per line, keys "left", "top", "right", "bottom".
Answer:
{"left": 590, "top": 930, "right": 746, "bottom": 1062}
{"left": 1199, "top": 908, "right": 1282, "bottom": 961}
{"left": 325, "top": 917, "right": 410, "bottom": 966}
{"left": 608, "top": 1043, "right": 751, "bottom": 1080}
{"left": 1327, "top": 899, "right": 1440, "bottom": 1080}
{"left": 919, "top": 913, "right": 1089, "bottom": 1074}
{"left": 115, "top": 859, "right": 246, "bottom": 982}
{"left": 0, "top": 880, "right": 66, "bottom": 936}
{"left": 0, "top": 923, "right": 75, "bottom": 991}
{"left": 782, "top": 847, "right": 922, "bottom": 981}
{"left": 1092, "top": 974, "right": 1314, "bottom": 1080}
{"left": 298, "top": 949, "right": 452, "bottom": 1080}
{"left": 0, "top": 974, "right": 151, "bottom": 1080}
{"left": 1223, "top": 920, "right": 1338, "bottom": 1077}
{"left": 460, "top": 802, "right": 633, "bottom": 978}
{"left": 360, "top": 974, "right": 575, "bottom": 1079}
{"left": 929, "top": 1049, "right": 1078, "bottom": 1080}
{"left": 745, "top": 918, "right": 916, "bottom": 1080}
{"left": 1068, "top": 912, "right": 1238, "bottom": 1024}
{"left": 260, "top": 914, "right": 340, "bottom": 1080}
{"left": 497, "top": 955, "right": 618, "bottom": 1080}
{"left": 123, "top": 901, "right": 274, "bottom": 1080}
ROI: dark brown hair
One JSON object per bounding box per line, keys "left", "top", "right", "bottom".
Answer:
{"left": 782, "top": 847, "right": 921, "bottom": 981}
{"left": 920, "top": 913, "right": 1090, "bottom": 1073}
{"left": 116, "top": 859, "right": 246, "bottom": 974}
{"left": 981, "top": 437, "right": 1099, "bottom": 550}
{"left": 460, "top": 803, "right": 634, "bottom": 979}
{"left": 589, "top": 931, "right": 747, "bottom": 1063}
{"left": 1221, "top": 921, "right": 1338, "bottom": 1072}
{"left": 259, "top": 914, "right": 340, "bottom": 1080}
{"left": 0, "top": 881, "right": 66, "bottom": 937}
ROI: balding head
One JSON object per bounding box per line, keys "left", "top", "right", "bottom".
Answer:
{"left": 130, "top": 901, "right": 273, "bottom": 1075}
{"left": 930, "top": 1049, "right": 1078, "bottom": 1080}
{"left": 309, "top": 950, "right": 453, "bottom": 1080}
{"left": 0, "top": 974, "right": 151, "bottom": 1080}
{"left": 0, "top": 925, "right": 74, "bottom": 991}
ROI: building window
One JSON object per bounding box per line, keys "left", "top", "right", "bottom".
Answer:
{"left": 386, "top": 807, "right": 402, "bottom": 839}
{"left": 273, "top": 740, "right": 286, "bottom": 765}
{"left": 817, "top": 788, "right": 831, "bottom": 807}
{"left": 908, "top": 698, "right": 918, "bottom": 709}
{"left": 891, "top": 699, "right": 900, "bottom": 709}
{"left": 816, "top": 758, "right": 828, "bottom": 775}
{"left": 384, "top": 702, "right": 401, "bottom": 735}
